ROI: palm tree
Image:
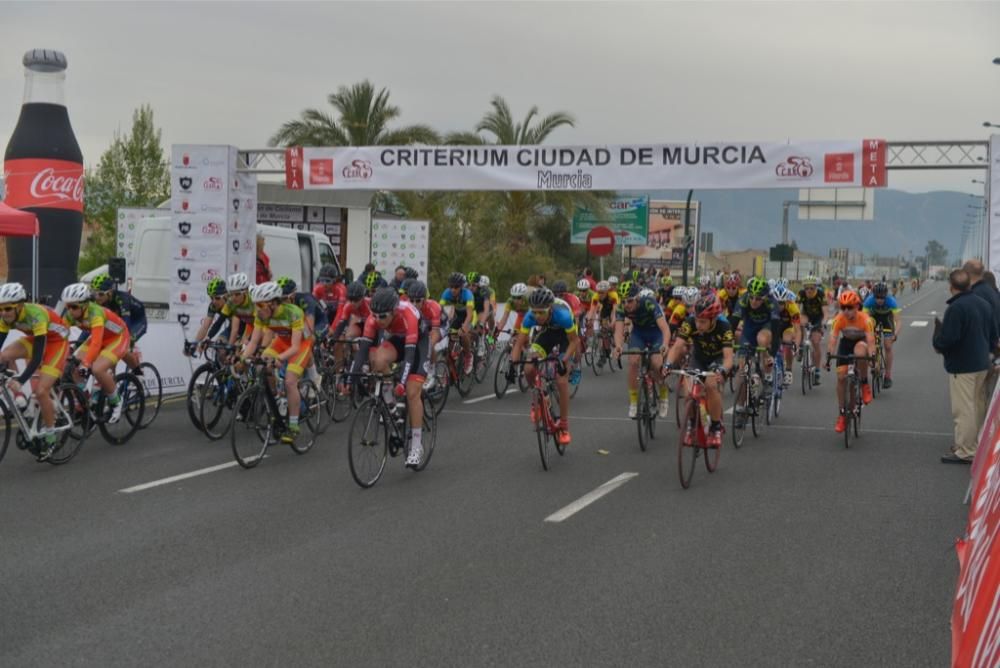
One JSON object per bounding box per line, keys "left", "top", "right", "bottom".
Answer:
{"left": 268, "top": 80, "right": 439, "bottom": 147}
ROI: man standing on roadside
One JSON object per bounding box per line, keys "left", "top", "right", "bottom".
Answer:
{"left": 963, "top": 260, "right": 1000, "bottom": 351}
{"left": 933, "top": 269, "right": 996, "bottom": 464}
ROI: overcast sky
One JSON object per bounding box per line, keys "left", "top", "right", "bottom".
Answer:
{"left": 1, "top": 1, "right": 998, "bottom": 196}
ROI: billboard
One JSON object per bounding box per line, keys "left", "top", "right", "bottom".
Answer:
{"left": 571, "top": 196, "right": 648, "bottom": 246}
{"left": 631, "top": 199, "right": 700, "bottom": 270}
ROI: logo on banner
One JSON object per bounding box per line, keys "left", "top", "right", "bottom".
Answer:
{"left": 342, "top": 159, "right": 373, "bottom": 181}
{"left": 232, "top": 240, "right": 240, "bottom": 252}
{"left": 824, "top": 153, "right": 854, "bottom": 183}
{"left": 775, "top": 156, "right": 814, "bottom": 178}
{"left": 202, "top": 222, "right": 222, "bottom": 236}
{"left": 178, "top": 176, "right": 193, "bottom": 191}
{"left": 201, "top": 268, "right": 220, "bottom": 282}
{"left": 177, "top": 221, "right": 192, "bottom": 236}
{"left": 179, "top": 245, "right": 189, "bottom": 258}
{"left": 177, "top": 313, "right": 190, "bottom": 326}
{"left": 201, "top": 204, "right": 224, "bottom": 213}
{"left": 182, "top": 153, "right": 190, "bottom": 166}
{"left": 232, "top": 198, "right": 240, "bottom": 211}
{"left": 177, "top": 268, "right": 191, "bottom": 282}
{"left": 310, "top": 159, "right": 334, "bottom": 185}
{"left": 203, "top": 177, "right": 223, "bottom": 191}
{"left": 181, "top": 200, "right": 190, "bottom": 211}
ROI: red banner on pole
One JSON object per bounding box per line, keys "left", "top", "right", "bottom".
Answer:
{"left": 861, "top": 139, "right": 887, "bottom": 188}
{"left": 285, "top": 147, "right": 303, "bottom": 190}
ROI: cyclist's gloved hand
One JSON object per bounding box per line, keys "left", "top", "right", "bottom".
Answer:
{"left": 394, "top": 383, "right": 406, "bottom": 398}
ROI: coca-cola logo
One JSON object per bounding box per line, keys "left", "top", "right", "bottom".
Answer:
{"left": 178, "top": 176, "right": 193, "bottom": 191}
{"left": 203, "top": 177, "right": 222, "bottom": 191}
{"left": 29, "top": 168, "right": 84, "bottom": 204}
{"left": 178, "top": 268, "right": 191, "bottom": 282}
{"left": 202, "top": 222, "right": 222, "bottom": 236}
{"left": 177, "top": 313, "right": 190, "bottom": 326}
{"left": 775, "top": 156, "right": 814, "bottom": 178}
{"left": 342, "top": 159, "right": 373, "bottom": 180}
{"left": 177, "top": 221, "right": 191, "bottom": 236}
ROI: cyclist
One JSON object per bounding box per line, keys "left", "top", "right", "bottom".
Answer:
{"left": 403, "top": 280, "right": 442, "bottom": 389}
{"left": 797, "top": 275, "right": 827, "bottom": 386}
{"left": 221, "top": 272, "right": 255, "bottom": 347}
{"left": 0, "top": 283, "right": 70, "bottom": 460}
{"left": 730, "top": 276, "right": 779, "bottom": 388}
{"left": 330, "top": 281, "right": 372, "bottom": 342}
{"left": 91, "top": 273, "right": 147, "bottom": 372}
{"left": 772, "top": 285, "right": 802, "bottom": 388}
{"left": 478, "top": 275, "right": 498, "bottom": 331}
{"left": 439, "top": 272, "right": 475, "bottom": 375}
{"left": 664, "top": 293, "right": 734, "bottom": 447}
{"left": 469, "top": 272, "right": 494, "bottom": 347}
{"left": 613, "top": 280, "right": 672, "bottom": 419}
{"left": 575, "top": 278, "right": 595, "bottom": 331}
{"left": 364, "top": 270, "right": 387, "bottom": 295}
{"left": 552, "top": 280, "right": 585, "bottom": 386}
{"left": 345, "top": 287, "right": 429, "bottom": 468}
{"left": 187, "top": 277, "right": 233, "bottom": 356}
{"left": 276, "top": 276, "right": 329, "bottom": 339}
{"left": 717, "top": 273, "right": 744, "bottom": 320}
{"left": 607, "top": 275, "right": 620, "bottom": 301}
{"left": 509, "top": 287, "right": 577, "bottom": 446}
{"left": 825, "top": 289, "right": 876, "bottom": 433}
{"left": 496, "top": 282, "right": 531, "bottom": 337}
{"left": 656, "top": 274, "right": 674, "bottom": 309}
{"left": 863, "top": 282, "right": 901, "bottom": 388}
{"left": 312, "top": 263, "right": 346, "bottom": 324}
{"left": 240, "top": 281, "right": 312, "bottom": 444}
{"left": 61, "top": 282, "right": 130, "bottom": 424}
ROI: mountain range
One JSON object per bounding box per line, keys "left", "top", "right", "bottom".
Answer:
{"left": 640, "top": 188, "right": 977, "bottom": 261}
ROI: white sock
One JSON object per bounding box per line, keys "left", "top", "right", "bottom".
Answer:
{"left": 410, "top": 428, "right": 422, "bottom": 449}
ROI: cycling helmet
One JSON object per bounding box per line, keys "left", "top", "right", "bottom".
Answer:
{"left": 466, "top": 271, "right": 480, "bottom": 287}
{"left": 478, "top": 275, "right": 490, "bottom": 288}
{"left": 608, "top": 275, "right": 619, "bottom": 286}
{"left": 747, "top": 276, "right": 768, "bottom": 297}
{"left": 527, "top": 287, "right": 555, "bottom": 309}
{"left": 510, "top": 282, "right": 529, "bottom": 298}
{"left": 775, "top": 287, "right": 794, "bottom": 302}
{"left": 226, "top": 272, "right": 250, "bottom": 292}
{"left": 551, "top": 280, "right": 568, "bottom": 294}
{"left": 639, "top": 288, "right": 655, "bottom": 299}
{"left": 318, "top": 263, "right": 340, "bottom": 280}
{"left": 90, "top": 273, "right": 115, "bottom": 292}
{"left": 399, "top": 278, "right": 413, "bottom": 295}
{"left": 448, "top": 272, "right": 466, "bottom": 288}
{"left": 370, "top": 287, "right": 399, "bottom": 315}
{"left": 346, "top": 281, "right": 367, "bottom": 301}
{"left": 596, "top": 280, "right": 610, "bottom": 292}
{"left": 404, "top": 267, "right": 419, "bottom": 281}
{"left": 724, "top": 275, "right": 740, "bottom": 292}
{"left": 406, "top": 280, "right": 428, "bottom": 301}
{"left": 251, "top": 281, "right": 282, "bottom": 303}
{"left": 683, "top": 287, "right": 700, "bottom": 306}
{"left": 207, "top": 277, "right": 227, "bottom": 297}
{"left": 694, "top": 294, "right": 722, "bottom": 320}
{"left": 275, "top": 275, "right": 297, "bottom": 296}
{"left": 803, "top": 275, "right": 819, "bottom": 288}
{"left": 576, "top": 278, "right": 590, "bottom": 291}
{"left": 838, "top": 290, "right": 861, "bottom": 308}
{"left": 364, "top": 271, "right": 383, "bottom": 290}
{"left": 619, "top": 281, "right": 637, "bottom": 299}
{"left": 659, "top": 274, "right": 673, "bottom": 287}
{"left": 698, "top": 275, "right": 712, "bottom": 288}
{"left": 873, "top": 282, "right": 889, "bottom": 298}
{"left": 0, "top": 283, "right": 27, "bottom": 305}
{"left": 61, "top": 282, "right": 91, "bottom": 304}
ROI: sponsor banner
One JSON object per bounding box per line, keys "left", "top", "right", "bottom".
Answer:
{"left": 631, "top": 200, "right": 700, "bottom": 271}
{"left": 234, "top": 171, "right": 257, "bottom": 278}
{"left": 370, "top": 219, "right": 429, "bottom": 277}
{"left": 988, "top": 136, "right": 1000, "bottom": 273}
{"left": 571, "top": 196, "right": 648, "bottom": 246}
{"left": 116, "top": 208, "right": 162, "bottom": 282}
{"left": 132, "top": 322, "right": 198, "bottom": 395}
{"left": 2, "top": 158, "right": 84, "bottom": 211}
{"left": 258, "top": 203, "right": 304, "bottom": 223}
{"left": 285, "top": 141, "right": 888, "bottom": 192}
{"left": 952, "top": 378, "right": 1000, "bottom": 667}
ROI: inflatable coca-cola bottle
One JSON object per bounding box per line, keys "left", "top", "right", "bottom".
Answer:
{"left": 3, "top": 49, "right": 84, "bottom": 299}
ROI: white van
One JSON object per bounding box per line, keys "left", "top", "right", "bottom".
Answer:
{"left": 81, "top": 221, "right": 341, "bottom": 318}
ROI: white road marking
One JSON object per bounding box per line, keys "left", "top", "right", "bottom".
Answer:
{"left": 910, "top": 321, "right": 929, "bottom": 328}
{"left": 463, "top": 388, "right": 516, "bottom": 404}
{"left": 119, "top": 461, "right": 241, "bottom": 493}
{"left": 544, "top": 472, "right": 639, "bottom": 523}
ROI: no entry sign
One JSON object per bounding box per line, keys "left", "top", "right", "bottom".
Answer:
{"left": 586, "top": 225, "right": 616, "bottom": 257}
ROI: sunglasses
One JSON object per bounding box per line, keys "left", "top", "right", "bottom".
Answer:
{"left": 229, "top": 291, "right": 248, "bottom": 298}
{"left": 316, "top": 277, "right": 333, "bottom": 284}
{"left": 95, "top": 290, "right": 113, "bottom": 298}
{"left": 374, "top": 312, "right": 393, "bottom": 320}
{"left": 66, "top": 304, "right": 84, "bottom": 311}
{"left": 0, "top": 305, "right": 17, "bottom": 313}
{"left": 531, "top": 308, "right": 550, "bottom": 316}
{"left": 411, "top": 298, "right": 425, "bottom": 305}
{"left": 254, "top": 302, "right": 274, "bottom": 309}
{"left": 841, "top": 305, "right": 857, "bottom": 311}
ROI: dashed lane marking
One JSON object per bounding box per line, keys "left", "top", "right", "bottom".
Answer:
{"left": 544, "top": 472, "right": 639, "bottom": 523}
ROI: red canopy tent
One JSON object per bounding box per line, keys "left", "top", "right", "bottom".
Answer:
{"left": 0, "top": 202, "right": 40, "bottom": 298}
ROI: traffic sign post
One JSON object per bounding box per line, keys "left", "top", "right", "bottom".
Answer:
{"left": 586, "top": 226, "right": 616, "bottom": 257}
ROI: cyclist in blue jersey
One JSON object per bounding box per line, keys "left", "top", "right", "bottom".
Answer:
{"left": 612, "top": 280, "right": 672, "bottom": 419}
{"left": 863, "top": 282, "right": 901, "bottom": 388}
{"left": 440, "top": 271, "right": 476, "bottom": 374}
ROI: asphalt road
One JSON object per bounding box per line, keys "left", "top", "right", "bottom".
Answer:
{"left": 0, "top": 281, "right": 970, "bottom": 667}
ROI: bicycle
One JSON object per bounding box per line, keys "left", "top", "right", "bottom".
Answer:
{"left": 621, "top": 348, "right": 662, "bottom": 452}
{"left": 590, "top": 322, "right": 616, "bottom": 376}
{"left": 199, "top": 361, "right": 252, "bottom": 441}
{"left": 63, "top": 355, "right": 145, "bottom": 446}
{"left": 669, "top": 368, "right": 722, "bottom": 489}
{"left": 471, "top": 324, "right": 497, "bottom": 384}
{"left": 184, "top": 340, "right": 234, "bottom": 432}
{"left": 0, "top": 368, "right": 89, "bottom": 465}
{"left": 492, "top": 331, "right": 526, "bottom": 399}
{"left": 230, "top": 357, "right": 323, "bottom": 468}
{"left": 871, "top": 325, "right": 887, "bottom": 396}
{"left": 800, "top": 325, "right": 822, "bottom": 395}
{"left": 730, "top": 344, "right": 769, "bottom": 448}
{"left": 767, "top": 341, "right": 795, "bottom": 423}
{"left": 317, "top": 338, "right": 358, "bottom": 423}
{"left": 511, "top": 355, "right": 566, "bottom": 472}
{"left": 346, "top": 371, "right": 438, "bottom": 488}
{"left": 826, "top": 352, "right": 874, "bottom": 449}
{"left": 126, "top": 345, "right": 162, "bottom": 430}
{"left": 444, "top": 331, "right": 476, "bottom": 398}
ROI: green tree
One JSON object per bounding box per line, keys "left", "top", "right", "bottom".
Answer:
{"left": 924, "top": 239, "right": 948, "bottom": 267}
{"left": 268, "top": 80, "right": 439, "bottom": 147}
{"left": 80, "top": 104, "right": 170, "bottom": 274}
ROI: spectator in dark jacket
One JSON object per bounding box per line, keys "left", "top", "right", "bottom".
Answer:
{"left": 963, "top": 260, "right": 1000, "bottom": 352}
{"left": 933, "top": 269, "right": 997, "bottom": 463}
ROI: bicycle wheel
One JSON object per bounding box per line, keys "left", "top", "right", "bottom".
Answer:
{"left": 456, "top": 357, "right": 475, "bottom": 397}
{"left": 473, "top": 345, "right": 489, "bottom": 384}
{"left": 674, "top": 378, "right": 684, "bottom": 429}
{"left": 646, "top": 382, "right": 657, "bottom": 441}
{"left": 200, "top": 368, "right": 240, "bottom": 441}
{"left": 704, "top": 418, "right": 721, "bottom": 473}
{"left": 97, "top": 373, "right": 144, "bottom": 445}
{"left": 583, "top": 336, "right": 594, "bottom": 367}
{"left": 47, "top": 384, "right": 88, "bottom": 465}
{"left": 636, "top": 379, "right": 650, "bottom": 452}
{"left": 326, "top": 372, "right": 352, "bottom": 423}
{"left": 0, "top": 400, "right": 10, "bottom": 464}
{"left": 853, "top": 404, "right": 861, "bottom": 438}
{"left": 591, "top": 339, "right": 604, "bottom": 376}
{"left": 231, "top": 386, "right": 273, "bottom": 468}
{"left": 292, "top": 379, "right": 322, "bottom": 452}
{"left": 427, "top": 360, "right": 450, "bottom": 417}
{"left": 536, "top": 393, "right": 552, "bottom": 471}
{"left": 186, "top": 363, "right": 215, "bottom": 432}
{"left": 404, "top": 396, "right": 438, "bottom": 472}
{"left": 517, "top": 365, "right": 530, "bottom": 392}
{"left": 549, "top": 384, "right": 565, "bottom": 456}
{"left": 678, "top": 398, "right": 698, "bottom": 489}
{"left": 348, "top": 397, "right": 388, "bottom": 487}
{"left": 731, "top": 378, "right": 748, "bottom": 448}
{"left": 494, "top": 350, "right": 512, "bottom": 398}
{"left": 135, "top": 362, "right": 162, "bottom": 429}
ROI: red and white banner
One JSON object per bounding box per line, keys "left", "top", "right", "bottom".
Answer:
{"left": 3, "top": 158, "right": 84, "bottom": 211}
{"left": 284, "top": 140, "right": 888, "bottom": 192}
{"left": 953, "top": 378, "right": 1000, "bottom": 667}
